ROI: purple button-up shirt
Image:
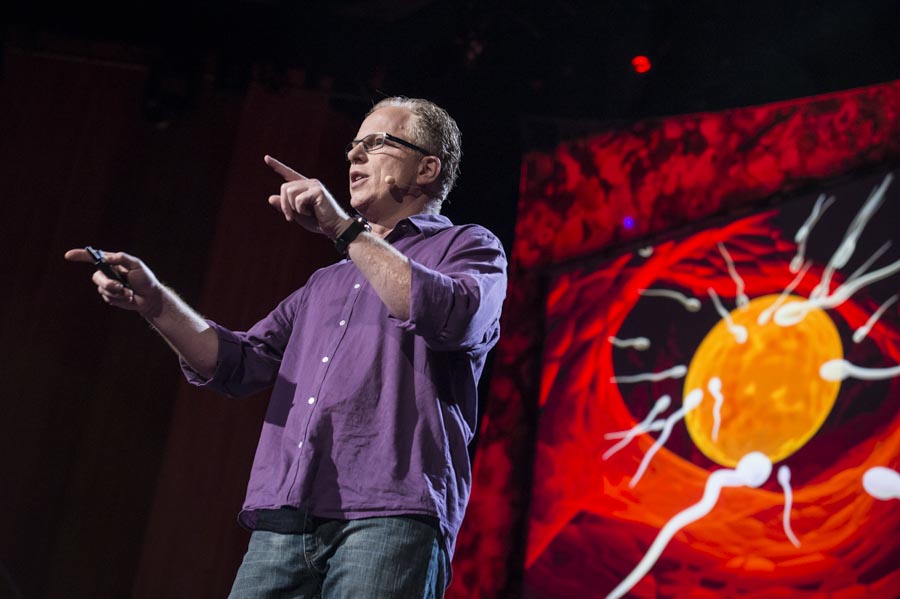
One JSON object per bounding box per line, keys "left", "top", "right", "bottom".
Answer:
{"left": 182, "top": 213, "right": 507, "bottom": 559}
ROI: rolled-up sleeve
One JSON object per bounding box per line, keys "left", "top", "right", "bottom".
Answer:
{"left": 394, "top": 227, "right": 508, "bottom": 351}
{"left": 180, "top": 286, "right": 306, "bottom": 397}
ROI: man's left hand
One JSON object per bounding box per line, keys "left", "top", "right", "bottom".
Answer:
{"left": 265, "top": 155, "right": 351, "bottom": 239}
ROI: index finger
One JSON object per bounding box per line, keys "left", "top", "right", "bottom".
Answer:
{"left": 101, "top": 251, "right": 142, "bottom": 269}
{"left": 265, "top": 155, "right": 307, "bottom": 182}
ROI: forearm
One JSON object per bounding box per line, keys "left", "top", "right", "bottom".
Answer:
{"left": 346, "top": 232, "right": 411, "bottom": 320}
{"left": 144, "top": 286, "right": 219, "bottom": 378}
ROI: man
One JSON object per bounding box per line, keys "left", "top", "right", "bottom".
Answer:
{"left": 66, "top": 97, "right": 507, "bottom": 598}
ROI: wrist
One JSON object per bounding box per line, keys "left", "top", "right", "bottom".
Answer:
{"left": 139, "top": 285, "right": 168, "bottom": 320}
{"left": 334, "top": 215, "right": 371, "bottom": 257}
{"left": 332, "top": 216, "right": 356, "bottom": 240}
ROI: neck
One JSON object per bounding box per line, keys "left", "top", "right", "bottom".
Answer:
{"left": 369, "top": 221, "right": 395, "bottom": 239}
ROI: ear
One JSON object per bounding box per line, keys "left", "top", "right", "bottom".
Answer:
{"left": 416, "top": 156, "right": 442, "bottom": 187}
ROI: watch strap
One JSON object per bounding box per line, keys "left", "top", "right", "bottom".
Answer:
{"left": 334, "top": 215, "right": 371, "bottom": 257}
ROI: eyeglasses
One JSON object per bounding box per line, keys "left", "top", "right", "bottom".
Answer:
{"left": 345, "top": 132, "right": 432, "bottom": 160}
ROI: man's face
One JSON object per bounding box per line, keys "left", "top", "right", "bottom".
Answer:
{"left": 347, "top": 106, "right": 426, "bottom": 222}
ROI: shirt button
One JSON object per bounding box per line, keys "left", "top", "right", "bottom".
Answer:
{"left": 297, "top": 441, "right": 303, "bottom": 449}
{"left": 307, "top": 397, "right": 316, "bottom": 405}
{"left": 339, "top": 319, "right": 346, "bottom": 327}
{"left": 321, "top": 356, "right": 329, "bottom": 363}
{"left": 353, "top": 283, "right": 361, "bottom": 289}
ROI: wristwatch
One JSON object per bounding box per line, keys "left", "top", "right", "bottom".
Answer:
{"left": 334, "top": 215, "right": 371, "bottom": 257}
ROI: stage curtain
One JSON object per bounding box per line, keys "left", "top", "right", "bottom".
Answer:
{"left": 0, "top": 46, "right": 355, "bottom": 599}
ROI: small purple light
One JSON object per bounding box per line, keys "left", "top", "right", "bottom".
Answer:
{"left": 623, "top": 216, "right": 636, "bottom": 230}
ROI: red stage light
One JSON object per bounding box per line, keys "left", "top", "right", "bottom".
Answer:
{"left": 631, "top": 55, "right": 651, "bottom": 73}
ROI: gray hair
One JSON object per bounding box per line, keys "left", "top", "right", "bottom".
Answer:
{"left": 368, "top": 97, "right": 462, "bottom": 206}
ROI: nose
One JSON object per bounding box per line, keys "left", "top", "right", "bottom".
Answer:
{"left": 346, "top": 141, "right": 367, "bottom": 163}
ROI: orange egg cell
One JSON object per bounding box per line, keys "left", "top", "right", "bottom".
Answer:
{"left": 684, "top": 294, "right": 843, "bottom": 467}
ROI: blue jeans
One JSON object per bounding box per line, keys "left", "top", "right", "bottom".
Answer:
{"left": 227, "top": 516, "right": 448, "bottom": 599}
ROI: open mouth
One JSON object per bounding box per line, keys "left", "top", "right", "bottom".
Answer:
{"left": 350, "top": 172, "right": 369, "bottom": 188}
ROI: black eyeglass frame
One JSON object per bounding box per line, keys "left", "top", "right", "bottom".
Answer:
{"left": 345, "top": 132, "right": 432, "bottom": 160}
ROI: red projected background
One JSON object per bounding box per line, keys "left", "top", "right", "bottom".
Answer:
{"left": 525, "top": 171, "right": 900, "bottom": 598}
{"left": 448, "top": 81, "right": 900, "bottom": 599}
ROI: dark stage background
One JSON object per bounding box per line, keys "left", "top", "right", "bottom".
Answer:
{"left": 2, "top": 2, "right": 900, "bottom": 598}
